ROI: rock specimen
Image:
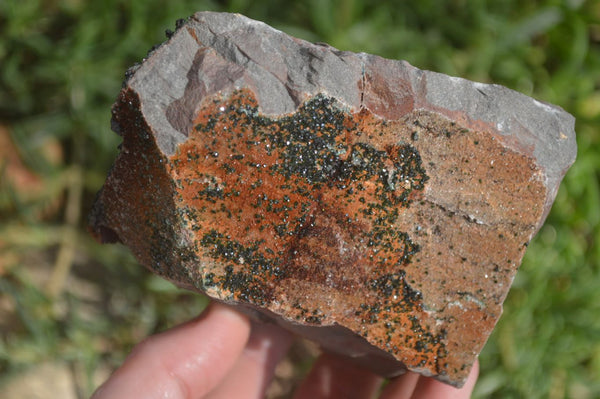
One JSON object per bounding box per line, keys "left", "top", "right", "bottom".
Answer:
{"left": 89, "top": 12, "right": 576, "bottom": 387}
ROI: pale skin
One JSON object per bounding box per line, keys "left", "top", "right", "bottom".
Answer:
{"left": 92, "top": 302, "right": 479, "bottom": 399}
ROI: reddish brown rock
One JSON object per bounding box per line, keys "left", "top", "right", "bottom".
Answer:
{"left": 89, "top": 12, "right": 576, "bottom": 387}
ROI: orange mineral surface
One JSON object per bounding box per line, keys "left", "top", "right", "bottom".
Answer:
{"left": 93, "top": 87, "right": 547, "bottom": 385}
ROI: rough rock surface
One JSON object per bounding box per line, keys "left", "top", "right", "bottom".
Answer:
{"left": 89, "top": 12, "right": 576, "bottom": 387}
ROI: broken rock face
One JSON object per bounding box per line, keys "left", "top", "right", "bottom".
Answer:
{"left": 89, "top": 12, "right": 576, "bottom": 387}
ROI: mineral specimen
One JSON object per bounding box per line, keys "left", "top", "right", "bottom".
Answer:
{"left": 89, "top": 12, "right": 576, "bottom": 387}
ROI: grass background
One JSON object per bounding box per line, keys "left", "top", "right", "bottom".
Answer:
{"left": 0, "top": 0, "right": 599, "bottom": 397}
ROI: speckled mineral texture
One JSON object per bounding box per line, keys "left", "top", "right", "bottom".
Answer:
{"left": 89, "top": 12, "right": 576, "bottom": 387}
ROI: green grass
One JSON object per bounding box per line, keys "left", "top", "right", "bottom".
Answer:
{"left": 1, "top": 0, "right": 599, "bottom": 397}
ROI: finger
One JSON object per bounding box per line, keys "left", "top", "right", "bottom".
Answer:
{"left": 378, "top": 371, "right": 420, "bottom": 399}
{"left": 91, "top": 302, "right": 251, "bottom": 399}
{"left": 293, "top": 353, "right": 382, "bottom": 399}
{"left": 410, "top": 360, "right": 479, "bottom": 399}
{"left": 206, "top": 321, "right": 293, "bottom": 398}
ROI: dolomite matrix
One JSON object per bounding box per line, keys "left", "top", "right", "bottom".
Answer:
{"left": 89, "top": 12, "right": 576, "bottom": 387}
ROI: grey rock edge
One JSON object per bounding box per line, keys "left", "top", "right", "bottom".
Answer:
{"left": 99, "top": 11, "right": 576, "bottom": 387}
{"left": 131, "top": 12, "right": 575, "bottom": 220}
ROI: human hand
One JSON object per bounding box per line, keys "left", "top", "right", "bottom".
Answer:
{"left": 91, "top": 302, "right": 478, "bottom": 399}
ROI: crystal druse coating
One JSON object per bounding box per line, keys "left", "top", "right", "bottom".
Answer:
{"left": 164, "top": 89, "right": 544, "bottom": 378}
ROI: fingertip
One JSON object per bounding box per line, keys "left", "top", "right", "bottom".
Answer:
{"left": 462, "top": 358, "right": 479, "bottom": 394}
{"left": 206, "top": 301, "right": 251, "bottom": 327}
{"left": 410, "top": 359, "right": 479, "bottom": 399}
